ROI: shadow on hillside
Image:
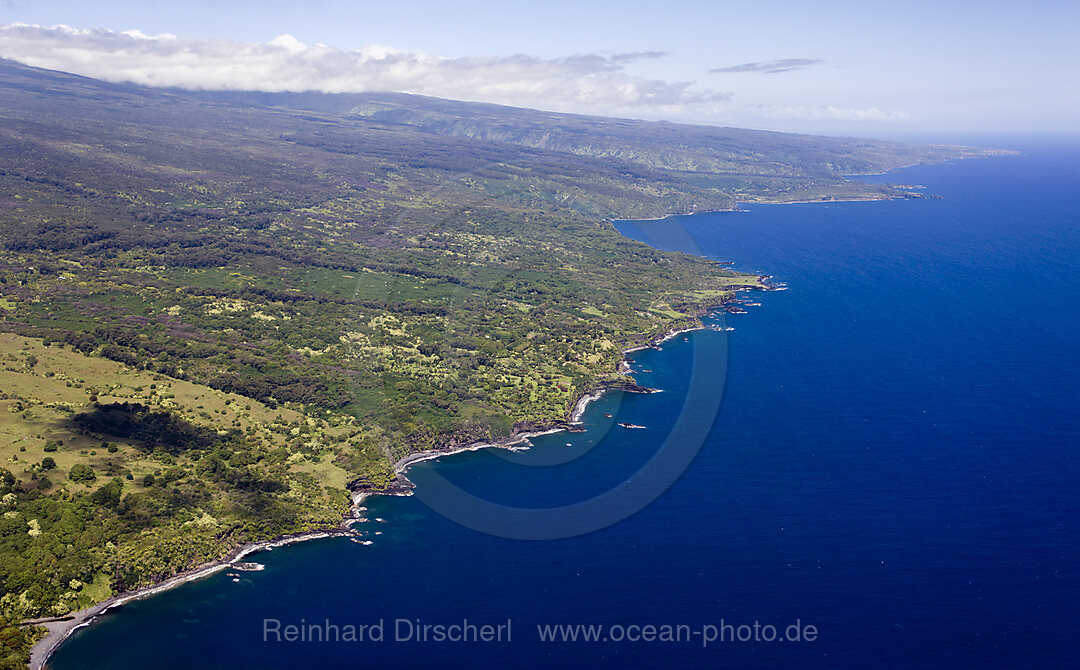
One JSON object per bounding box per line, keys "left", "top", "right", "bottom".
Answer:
{"left": 62, "top": 401, "right": 223, "bottom": 453}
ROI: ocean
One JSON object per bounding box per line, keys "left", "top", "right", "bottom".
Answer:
{"left": 48, "top": 135, "right": 1079, "bottom": 669}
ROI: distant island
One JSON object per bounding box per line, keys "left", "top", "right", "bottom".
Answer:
{"left": 0, "top": 58, "right": 1008, "bottom": 668}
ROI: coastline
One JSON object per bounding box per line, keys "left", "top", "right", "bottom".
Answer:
{"left": 28, "top": 284, "right": 765, "bottom": 670}
{"left": 386, "top": 318, "right": 736, "bottom": 478}
{"left": 19, "top": 147, "right": 1026, "bottom": 670}
{"left": 605, "top": 152, "right": 1015, "bottom": 228}
{"left": 840, "top": 148, "right": 1019, "bottom": 178}
{"left": 740, "top": 194, "right": 893, "bottom": 206}
{"left": 608, "top": 184, "right": 938, "bottom": 221}
{"left": 608, "top": 207, "right": 736, "bottom": 223}
{"left": 26, "top": 527, "right": 359, "bottom": 670}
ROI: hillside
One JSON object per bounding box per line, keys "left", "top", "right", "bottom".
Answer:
{"left": 198, "top": 88, "right": 1001, "bottom": 208}
{"left": 0, "top": 58, "right": 1002, "bottom": 667}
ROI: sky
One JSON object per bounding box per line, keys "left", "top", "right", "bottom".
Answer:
{"left": 0, "top": 0, "right": 1076, "bottom": 135}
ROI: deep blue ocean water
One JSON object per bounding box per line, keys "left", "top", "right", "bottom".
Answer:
{"left": 50, "top": 136, "right": 1079, "bottom": 669}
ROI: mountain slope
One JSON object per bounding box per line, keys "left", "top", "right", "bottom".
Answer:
{"left": 0, "top": 58, "right": 1005, "bottom": 664}
{"left": 202, "top": 88, "right": 1000, "bottom": 202}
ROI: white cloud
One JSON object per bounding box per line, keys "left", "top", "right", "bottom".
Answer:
{"left": 0, "top": 23, "right": 730, "bottom": 115}
{"left": 266, "top": 34, "right": 306, "bottom": 54}
{"left": 0, "top": 24, "right": 916, "bottom": 128}
{"left": 751, "top": 104, "right": 911, "bottom": 121}
{"left": 711, "top": 58, "right": 824, "bottom": 74}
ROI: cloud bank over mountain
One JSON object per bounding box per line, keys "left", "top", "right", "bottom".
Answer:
{"left": 0, "top": 23, "right": 912, "bottom": 127}
{"left": 0, "top": 24, "right": 729, "bottom": 111}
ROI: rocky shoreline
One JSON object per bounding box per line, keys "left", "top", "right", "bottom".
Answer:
{"left": 27, "top": 278, "right": 770, "bottom": 669}
{"left": 366, "top": 377, "right": 664, "bottom": 486}
{"left": 25, "top": 525, "right": 362, "bottom": 670}
{"left": 356, "top": 279, "right": 769, "bottom": 495}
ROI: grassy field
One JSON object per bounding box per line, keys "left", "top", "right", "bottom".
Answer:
{"left": 1, "top": 332, "right": 351, "bottom": 497}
